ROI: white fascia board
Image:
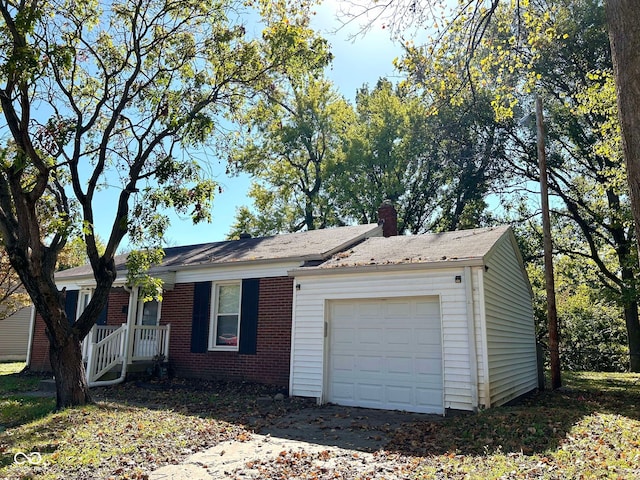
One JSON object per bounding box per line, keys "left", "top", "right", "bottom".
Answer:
{"left": 288, "top": 257, "right": 485, "bottom": 277}
{"left": 55, "top": 275, "right": 128, "bottom": 290}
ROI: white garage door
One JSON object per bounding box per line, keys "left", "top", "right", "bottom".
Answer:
{"left": 327, "top": 297, "right": 443, "bottom": 414}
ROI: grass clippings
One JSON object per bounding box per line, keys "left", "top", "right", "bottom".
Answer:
{"left": 1, "top": 363, "right": 639, "bottom": 479}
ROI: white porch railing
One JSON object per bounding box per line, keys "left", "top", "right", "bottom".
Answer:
{"left": 131, "top": 324, "right": 171, "bottom": 361}
{"left": 84, "top": 323, "right": 171, "bottom": 386}
{"left": 86, "top": 323, "right": 127, "bottom": 384}
{"left": 82, "top": 325, "right": 120, "bottom": 361}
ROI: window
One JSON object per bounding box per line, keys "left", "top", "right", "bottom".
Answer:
{"left": 77, "top": 290, "right": 92, "bottom": 318}
{"left": 138, "top": 299, "right": 160, "bottom": 326}
{"left": 209, "top": 283, "right": 241, "bottom": 350}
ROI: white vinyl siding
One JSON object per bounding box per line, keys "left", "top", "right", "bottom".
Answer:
{"left": 291, "top": 269, "right": 476, "bottom": 411}
{"left": 0, "top": 306, "right": 32, "bottom": 361}
{"left": 482, "top": 235, "right": 537, "bottom": 407}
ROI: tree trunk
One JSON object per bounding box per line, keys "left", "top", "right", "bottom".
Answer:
{"left": 620, "top": 263, "right": 640, "bottom": 372}
{"left": 49, "top": 333, "right": 92, "bottom": 409}
{"left": 606, "top": 0, "right": 640, "bottom": 372}
{"left": 622, "top": 302, "right": 640, "bottom": 372}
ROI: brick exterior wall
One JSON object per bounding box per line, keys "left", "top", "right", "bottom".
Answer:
{"left": 106, "top": 288, "right": 130, "bottom": 326}
{"left": 29, "top": 279, "right": 295, "bottom": 389}
{"left": 163, "top": 277, "right": 294, "bottom": 388}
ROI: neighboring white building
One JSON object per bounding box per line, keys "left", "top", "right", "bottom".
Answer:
{"left": 0, "top": 305, "right": 34, "bottom": 362}
{"left": 289, "top": 226, "right": 538, "bottom": 414}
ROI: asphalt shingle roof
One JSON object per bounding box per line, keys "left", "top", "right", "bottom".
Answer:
{"left": 55, "top": 223, "right": 382, "bottom": 279}
{"left": 314, "top": 225, "right": 512, "bottom": 269}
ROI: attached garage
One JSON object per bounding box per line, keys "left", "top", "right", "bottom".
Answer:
{"left": 289, "top": 226, "right": 538, "bottom": 414}
{"left": 327, "top": 297, "right": 443, "bottom": 413}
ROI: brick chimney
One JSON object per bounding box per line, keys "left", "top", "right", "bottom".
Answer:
{"left": 377, "top": 200, "right": 398, "bottom": 237}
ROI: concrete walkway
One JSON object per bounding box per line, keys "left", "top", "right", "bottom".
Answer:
{"left": 149, "top": 434, "right": 356, "bottom": 479}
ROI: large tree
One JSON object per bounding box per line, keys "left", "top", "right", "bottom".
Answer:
{"left": 331, "top": 78, "right": 506, "bottom": 234}
{"left": 343, "top": 0, "right": 640, "bottom": 371}
{"left": 0, "top": 0, "right": 329, "bottom": 408}
{"left": 227, "top": 74, "right": 353, "bottom": 236}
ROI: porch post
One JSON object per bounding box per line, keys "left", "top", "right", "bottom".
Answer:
{"left": 125, "top": 286, "right": 139, "bottom": 365}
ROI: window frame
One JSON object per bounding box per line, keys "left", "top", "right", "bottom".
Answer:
{"left": 208, "top": 281, "right": 242, "bottom": 351}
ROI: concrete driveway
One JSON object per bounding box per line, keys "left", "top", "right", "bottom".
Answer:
{"left": 150, "top": 404, "right": 442, "bottom": 479}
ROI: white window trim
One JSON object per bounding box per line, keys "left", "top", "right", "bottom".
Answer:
{"left": 208, "top": 281, "right": 242, "bottom": 351}
{"left": 76, "top": 289, "right": 93, "bottom": 319}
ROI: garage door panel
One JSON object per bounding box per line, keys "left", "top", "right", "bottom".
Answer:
{"left": 328, "top": 297, "right": 443, "bottom": 414}
{"left": 359, "top": 328, "right": 384, "bottom": 345}
{"left": 332, "top": 327, "right": 356, "bottom": 346}
{"left": 386, "top": 385, "right": 413, "bottom": 405}
{"left": 387, "top": 356, "right": 413, "bottom": 373}
{"left": 358, "top": 383, "right": 384, "bottom": 402}
{"left": 358, "top": 355, "right": 384, "bottom": 372}
{"left": 386, "top": 302, "right": 412, "bottom": 317}
{"left": 331, "top": 382, "right": 355, "bottom": 401}
{"left": 358, "top": 303, "right": 382, "bottom": 318}
{"left": 387, "top": 328, "right": 412, "bottom": 345}
{"left": 332, "top": 354, "right": 356, "bottom": 371}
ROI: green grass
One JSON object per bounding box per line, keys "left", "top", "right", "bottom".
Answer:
{"left": 0, "top": 370, "right": 639, "bottom": 479}
{"left": 403, "top": 372, "right": 640, "bottom": 479}
{"left": 0, "top": 362, "right": 44, "bottom": 394}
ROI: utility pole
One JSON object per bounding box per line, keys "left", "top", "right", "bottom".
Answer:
{"left": 536, "top": 96, "right": 561, "bottom": 389}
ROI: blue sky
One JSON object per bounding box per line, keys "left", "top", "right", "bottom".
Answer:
{"left": 169, "top": 2, "right": 405, "bottom": 245}
{"left": 92, "top": 1, "right": 404, "bottom": 249}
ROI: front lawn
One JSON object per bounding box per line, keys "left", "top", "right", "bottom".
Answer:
{"left": 1, "top": 367, "right": 639, "bottom": 479}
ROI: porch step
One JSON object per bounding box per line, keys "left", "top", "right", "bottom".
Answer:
{"left": 96, "top": 371, "right": 121, "bottom": 381}
{"left": 38, "top": 378, "right": 56, "bottom": 392}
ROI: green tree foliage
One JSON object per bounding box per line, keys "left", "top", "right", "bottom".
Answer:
{"left": 332, "top": 79, "right": 508, "bottom": 233}
{"left": 0, "top": 0, "right": 329, "bottom": 407}
{"left": 227, "top": 73, "right": 351, "bottom": 237}
{"left": 522, "top": 224, "right": 629, "bottom": 372}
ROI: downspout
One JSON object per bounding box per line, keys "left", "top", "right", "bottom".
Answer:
{"left": 25, "top": 305, "right": 36, "bottom": 368}
{"left": 464, "top": 266, "right": 479, "bottom": 411}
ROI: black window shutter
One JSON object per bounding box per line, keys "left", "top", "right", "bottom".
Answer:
{"left": 239, "top": 278, "right": 260, "bottom": 355}
{"left": 64, "top": 290, "right": 79, "bottom": 325}
{"left": 191, "top": 281, "right": 212, "bottom": 353}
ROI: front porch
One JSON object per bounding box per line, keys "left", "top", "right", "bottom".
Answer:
{"left": 82, "top": 323, "right": 171, "bottom": 386}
